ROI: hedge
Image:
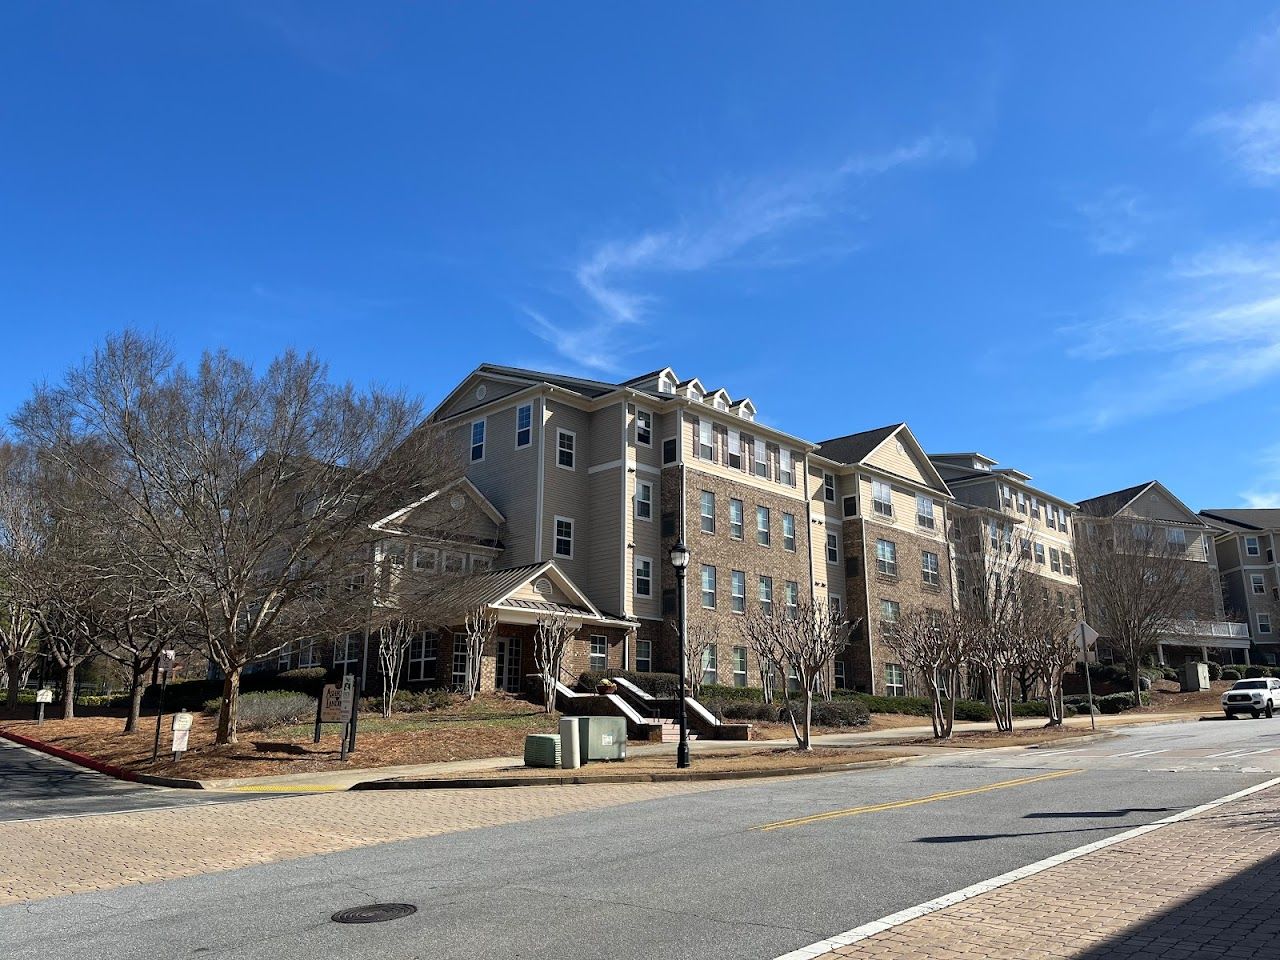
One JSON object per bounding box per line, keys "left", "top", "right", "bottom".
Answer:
{"left": 201, "top": 691, "right": 316, "bottom": 731}
{"left": 1245, "top": 665, "right": 1275, "bottom": 679}
{"left": 1222, "top": 668, "right": 1242, "bottom": 682}
{"left": 578, "top": 670, "right": 682, "bottom": 698}
{"left": 1207, "top": 661, "right": 1223, "bottom": 681}
{"left": 358, "top": 688, "right": 455, "bottom": 714}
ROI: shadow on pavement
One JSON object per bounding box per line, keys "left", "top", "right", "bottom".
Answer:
{"left": 1024, "top": 808, "right": 1174, "bottom": 819}
{"left": 1072, "top": 849, "right": 1280, "bottom": 958}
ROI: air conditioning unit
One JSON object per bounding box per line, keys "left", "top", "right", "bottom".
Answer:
{"left": 524, "top": 734, "right": 562, "bottom": 768}
{"left": 577, "top": 716, "right": 627, "bottom": 761}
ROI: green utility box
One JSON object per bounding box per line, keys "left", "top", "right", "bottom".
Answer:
{"left": 524, "top": 733, "right": 562, "bottom": 768}
{"left": 577, "top": 716, "right": 627, "bottom": 762}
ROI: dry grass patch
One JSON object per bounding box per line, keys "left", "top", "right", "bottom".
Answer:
{"left": 901, "top": 726, "right": 1095, "bottom": 749}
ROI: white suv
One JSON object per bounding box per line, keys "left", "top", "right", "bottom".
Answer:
{"left": 1222, "top": 678, "right": 1280, "bottom": 719}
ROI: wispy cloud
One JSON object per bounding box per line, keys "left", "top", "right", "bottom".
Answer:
{"left": 1072, "top": 186, "right": 1150, "bottom": 255}
{"left": 1200, "top": 100, "right": 1280, "bottom": 184}
{"left": 530, "top": 134, "right": 974, "bottom": 372}
{"left": 1241, "top": 443, "right": 1280, "bottom": 507}
{"left": 1061, "top": 240, "right": 1280, "bottom": 429}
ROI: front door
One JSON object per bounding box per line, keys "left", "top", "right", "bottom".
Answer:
{"left": 495, "top": 638, "right": 522, "bottom": 693}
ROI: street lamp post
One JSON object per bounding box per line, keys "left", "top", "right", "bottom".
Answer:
{"left": 669, "top": 541, "right": 691, "bottom": 769}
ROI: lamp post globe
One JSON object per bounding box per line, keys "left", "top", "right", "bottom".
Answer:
{"left": 670, "top": 541, "right": 691, "bottom": 769}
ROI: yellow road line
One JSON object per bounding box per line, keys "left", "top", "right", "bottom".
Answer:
{"left": 754, "top": 768, "right": 1081, "bottom": 832}
{"left": 214, "top": 784, "right": 344, "bottom": 793}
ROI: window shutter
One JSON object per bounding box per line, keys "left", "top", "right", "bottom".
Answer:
{"left": 846, "top": 556, "right": 860, "bottom": 577}
{"left": 662, "top": 589, "right": 676, "bottom": 616}
{"left": 661, "top": 512, "right": 676, "bottom": 537}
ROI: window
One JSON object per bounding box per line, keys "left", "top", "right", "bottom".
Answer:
{"left": 1016, "top": 491, "right": 1027, "bottom": 514}
{"left": 277, "top": 641, "right": 292, "bottom": 670}
{"left": 589, "top": 635, "right": 608, "bottom": 672}
{"left": 407, "top": 632, "right": 438, "bottom": 682}
{"left": 834, "top": 660, "right": 846, "bottom": 689}
{"left": 334, "top": 632, "right": 361, "bottom": 672}
{"left": 1056, "top": 591, "right": 1066, "bottom": 615}
{"left": 826, "top": 533, "right": 840, "bottom": 564}
{"left": 843, "top": 495, "right": 858, "bottom": 518}
{"left": 1260, "top": 613, "right": 1272, "bottom": 635}
{"left": 1000, "top": 483, "right": 1013, "bottom": 509}
{"left": 780, "top": 449, "right": 794, "bottom": 486}
{"left": 469, "top": 554, "right": 492, "bottom": 573}
{"left": 823, "top": 472, "right": 836, "bottom": 502}
{"left": 876, "top": 538, "right": 898, "bottom": 577}
{"left": 1166, "top": 527, "right": 1186, "bottom": 549}
{"left": 554, "top": 517, "right": 574, "bottom": 558}
{"left": 1069, "top": 596, "right": 1079, "bottom": 620}
{"left": 785, "top": 581, "right": 799, "bottom": 618}
{"left": 469, "top": 419, "right": 486, "bottom": 462}
{"left": 298, "top": 638, "right": 318, "bottom": 667}
{"left": 701, "top": 564, "right": 717, "bottom": 609}
{"left": 885, "top": 663, "right": 906, "bottom": 697}
{"left": 663, "top": 437, "right": 678, "bottom": 464}
{"left": 635, "top": 557, "right": 653, "bottom": 597}
{"left": 701, "top": 644, "right": 718, "bottom": 685}
{"left": 556, "top": 429, "right": 576, "bottom": 470}
{"left": 1019, "top": 537, "right": 1032, "bottom": 560}
{"left": 636, "top": 639, "right": 653, "bottom": 673}
{"left": 729, "top": 498, "right": 744, "bottom": 540}
{"left": 757, "top": 506, "right": 771, "bottom": 546}
{"left": 731, "top": 570, "right": 746, "bottom": 614}
{"left": 783, "top": 512, "right": 796, "bottom": 551}
{"left": 758, "top": 576, "right": 773, "bottom": 615}
{"left": 872, "top": 480, "right": 894, "bottom": 518}
{"left": 413, "top": 546, "right": 438, "bottom": 572}
{"left": 635, "top": 409, "right": 652, "bottom": 446}
{"left": 1034, "top": 542, "right": 1046, "bottom": 565}
{"left": 515, "top": 404, "right": 532, "bottom": 448}
{"left": 733, "top": 646, "right": 748, "bottom": 688}
{"left": 916, "top": 495, "right": 935, "bottom": 530}
{"left": 1253, "top": 574, "right": 1266, "bottom": 595}
{"left": 700, "top": 490, "right": 716, "bottom": 533}
{"left": 698, "top": 420, "right": 715, "bottom": 460}
{"left": 753, "top": 438, "right": 768, "bottom": 477}
{"left": 1050, "top": 548, "right": 1062, "bottom": 573}
{"left": 443, "top": 550, "right": 465, "bottom": 573}
{"left": 922, "top": 550, "right": 940, "bottom": 587}
{"left": 1029, "top": 498, "right": 1040, "bottom": 521}
{"left": 1247, "top": 536, "right": 1261, "bottom": 557}
{"left": 1062, "top": 551, "right": 1074, "bottom": 576}
{"left": 880, "top": 598, "right": 900, "bottom": 624}
{"left": 727, "top": 429, "right": 743, "bottom": 469}
{"left": 635, "top": 481, "right": 653, "bottom": 520}
{"left": 452, "top": 636, "right": 470, "bottom": 689}
{"left": 830, "top": 595, "right": 842, "bottom": 617}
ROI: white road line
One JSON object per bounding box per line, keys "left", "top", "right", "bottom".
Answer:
{"left": 1207, "top": 749, "right": 1254, "bottom": 758}
{"left": 1124, "top": 749, "right": 1169, "bottom": 758}
{"left": 770, "top": 776, "right": 1280, "bottom": 960}
{"left": 1230, "top": 748, "right": 1275, "bottom": 757}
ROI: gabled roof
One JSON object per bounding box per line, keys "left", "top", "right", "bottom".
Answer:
{"left": 475, "top": 363, "right": 617, "bottom": 399}
{"left": 1200, "top": 508, "right": 1280, "bottom": 533}
{"left": 816, "top": 423, "right": 950, "bottom": 496}
{"left": 1077, "top": 480, "right": 1204, "bottom": 527}
{"left": 446, "top": 560, "right": 631, "bottom": 625}
{"left": 370, "top": 477, "right": 505, "bottom": 532}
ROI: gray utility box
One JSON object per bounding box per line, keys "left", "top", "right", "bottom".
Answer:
{"left": 524, "top": 734, "right": 562, "bottom": 768}
{"left": 1181, "top": 661, "right": 1210, "bottom": 693}
{"left": 577, "top": 716, "right": 627, "bottom": 762}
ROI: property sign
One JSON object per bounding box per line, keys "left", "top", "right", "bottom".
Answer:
{"left": 319, "top": 684, "right": 345, "bottom": 723}
{"left": 339, "top": 674, "right": 356, "bottom": 717}
{"left": 172, "top": 727, "right": 191, "bottom": 754}
{"left": 171, "top": 711, "right": 193, "bottom": 732}
{"left": 35, "top": 689, "right": 53, "bottom": 704}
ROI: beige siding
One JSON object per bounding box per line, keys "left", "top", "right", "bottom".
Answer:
{"left": 582, "top": 404, "right": 625, "bottom": 614}
{"left": 863, "top": 433, "right": 934, "bottom": 488}
{"left": 540, "top": 400, "right": 594, "bottom": 591}
{"left": 451, "top": 406, "right": 539, "bottom": 566}
{"left": 681, "top": 411, "right": 807, "bottom": 502}
{"left": 437, "top": 375, "right": 530, "bottom": 421}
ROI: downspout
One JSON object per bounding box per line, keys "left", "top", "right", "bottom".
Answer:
{"left": 534, "top": 394, "right": 546, "bottom": 562}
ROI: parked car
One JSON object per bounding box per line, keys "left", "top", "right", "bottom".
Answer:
{"left": 1222, "top": 678, "right": 1280, "bottom": 719}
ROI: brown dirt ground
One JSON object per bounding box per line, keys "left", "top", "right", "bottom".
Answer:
{"left": 0, "top": 693, "right": 562, "bottom": 779}
{"left": 1139, "top": 679, "right": 1233, "bottom": 716}
{"left": 748, "top": 712, "right": 926, "bottom": 742}
{"left": 400, "top": 746, "right": 915, "bottom": 781}
{"left": 897, "top": 726, "right": 1095, "bottom": 749}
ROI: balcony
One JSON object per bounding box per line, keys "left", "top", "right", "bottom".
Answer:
{"left": 1161, "top": 619, "right": 1251, "bottom": 648}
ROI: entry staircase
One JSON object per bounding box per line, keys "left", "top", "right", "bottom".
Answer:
{"left": 542, "top": 674, "right": 747, "bottom": 742}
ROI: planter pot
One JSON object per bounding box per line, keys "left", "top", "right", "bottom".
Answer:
{"left": 596, "top": 683, "right": 618, "bottom": 695}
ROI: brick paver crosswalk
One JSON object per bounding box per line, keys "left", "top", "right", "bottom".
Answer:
{"left": 799, "top": 782, "right": 1280, "bottom": 960}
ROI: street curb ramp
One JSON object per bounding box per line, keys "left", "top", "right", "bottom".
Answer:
{"left": 0, "top": 729, "right": 206, "bottom": 789}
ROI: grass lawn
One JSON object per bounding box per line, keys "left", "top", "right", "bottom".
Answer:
{"left": 900, "top": 726, "right": 1096, "bottom": 749}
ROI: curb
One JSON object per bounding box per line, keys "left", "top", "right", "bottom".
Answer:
{"left": 351, "top": 754, "right": 918, "bottom": 790}
{"left": 0, "top": 729, "right": 206, "bottom": 790}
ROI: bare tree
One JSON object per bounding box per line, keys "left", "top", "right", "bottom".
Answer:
{"left": 462, "top": 606, "right": 498, "bottom": 699}
{"left": 883, "top": 609, "right": 968, "bottom": 739}
{"left": 0, "top": 442, "right": 44, "bottom": 710}
{"left": 533, "top": 614, "right": 574, "bottom": 714}
{"left": 1076, "top": 519, "right": 1206, "bottom": 700}
{"left": 676, "top": 618, "right": 718, "bottom": 697}
{"left": 1017, "top": 596, "right": 1077, "bottom": 726}
{"left": 373, "top": 621, "right": 413, "bottom": 718}
{"left": 14, "top": 331, "right": 458, "bottom": 743}
{"left": 739, "top": 598, "right": 854, "bottom": 750}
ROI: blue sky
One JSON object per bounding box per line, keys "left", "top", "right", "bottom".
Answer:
{"left": 3, "top": 3, "right": 1280, "bottom": 509}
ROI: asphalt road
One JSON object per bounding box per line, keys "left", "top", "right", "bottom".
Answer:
{"left": 0, "top": 739, "right": 266, "bottom": 822}
{"left": 3, "top": 718, "right": 1277, "bottom": 960}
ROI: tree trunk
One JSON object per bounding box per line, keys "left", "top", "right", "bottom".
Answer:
{"left": 216, "top": 667, "right": 242, "bottom": 745}
{"left": 801, "top": 691, "right": 813, "bottom": 751}
{"left": 62, "top": 661, "right": 76, "bottom": 720}
{"left": 1129, "top": 661, "right": 1142, "bottom": 703}
{"left": 124, "top": 672, "right": 145, "bottom": 733}
{"left": 4, "top": 655, "right": 20, "bottom": 711}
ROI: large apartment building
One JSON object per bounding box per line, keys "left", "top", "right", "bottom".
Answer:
{"left": 930, "top": 452, "right": 1083, "bottom": 625}
{"left": 1199, "top": 508, "right": 1280, "bottom": 663}
{"left": 1075, "top": 482, "right": 1248, "bottom": 665}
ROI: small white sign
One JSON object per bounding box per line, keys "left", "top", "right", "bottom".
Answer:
{"left": 600, "top": 734, "right": 614, "bottom": 746}
{"left": 172, "top": 728, "right": 191, "bottom": 754}
{"left": 339, "top": 674, "right": 356, "bottom": 716}
{"left": 35, "top": 689, "right": 53, "bottom": 704}
{"left": 171, "top": 711, "right": 193, "bottom": 733}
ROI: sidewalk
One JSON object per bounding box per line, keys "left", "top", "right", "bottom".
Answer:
{"left": 204, "top": 710, "right": 1184, "bottom": 792}
{"left": 783, "top": 777, "right": 1280, "bottom": 960}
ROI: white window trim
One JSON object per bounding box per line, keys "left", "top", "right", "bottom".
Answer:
{"left": 823, "top": 472, "right": 836, "bottom": 502}
{"left": 826, "top": 533, "right": 840, "bottom": 565}
{"left": 553, "top": 515, "right": 575, "bottom": 559}
{"left": 635, "top": 408, "right": 653, "bottom": 447}
{"left": 470, "top": 418, "right": 487, "bottom": 463}
{"left": 514, "top": 403, "right": 533, "bottom": 450}
{"left": 556, "top": 429, "right": 576, "bottom": 471}
{"left": 730, "top": 570, "right": 746, "bottom": 614}
{"left": 634, "top": 556, "right": 653, "bottom": 597}
{"left": 635, "top": 481, "right": 653, "bottom": 521}
{"left": 662, "top": 436, "right": 678, "bottom": 465}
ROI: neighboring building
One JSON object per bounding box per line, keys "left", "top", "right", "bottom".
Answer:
{"left": 1075, "top": 481, "right": 1249, "bottom": 665}
{"left": 929, "top": 452, "right": 1083, "bottom": 626}
{"left": 1199, "top": 508, "right": 1280, "bottom": 664}
{"left": 813, "top": 424, "right": 954, "bottom": 696}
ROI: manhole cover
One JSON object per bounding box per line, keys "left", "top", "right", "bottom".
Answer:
{"left": 331, "top": 903, "right": 417, "bottom": 924}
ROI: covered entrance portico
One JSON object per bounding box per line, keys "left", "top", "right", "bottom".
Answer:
{"left": 1156, "top": 620, "right": 1252, "bottom": 667}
